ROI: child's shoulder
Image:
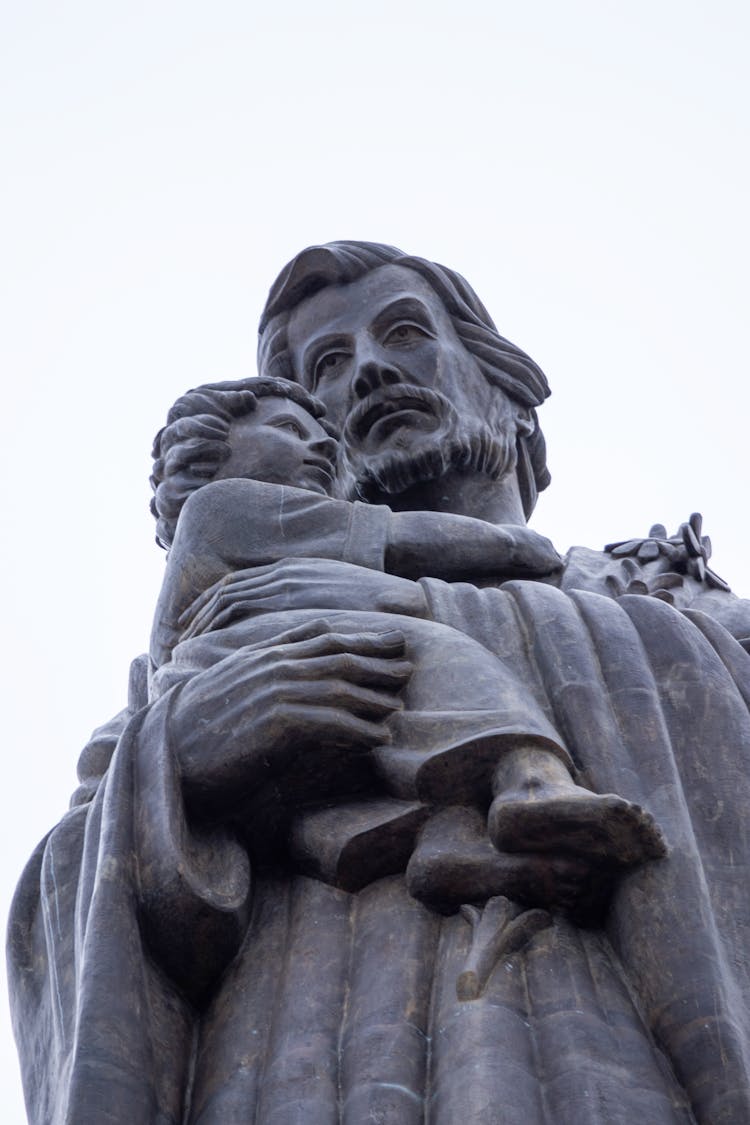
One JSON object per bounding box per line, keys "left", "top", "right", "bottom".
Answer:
{"left": 177, "top": 477, "right": 266, "bottom": 526}
{"left": 179, "top": 477, "right": 341, "bottom": 528}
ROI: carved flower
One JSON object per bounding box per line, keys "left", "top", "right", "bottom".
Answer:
{"left": 605, "top": 512, "right": 730, "bottom": 594}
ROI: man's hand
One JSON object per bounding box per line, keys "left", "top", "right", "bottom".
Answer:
{"left": 179, "top": 559, "right": 429, "bottom": 639}
{"left": 169, "top": 620, "right": 412, "bottom": 806}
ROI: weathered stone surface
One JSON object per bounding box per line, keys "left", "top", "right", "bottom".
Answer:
{"left": 9, "top": 242, "right": 750, "bottom": 1123}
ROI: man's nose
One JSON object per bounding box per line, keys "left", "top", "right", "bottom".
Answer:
{"left": 352, "top": 358, "right": 402, "bottom": 400}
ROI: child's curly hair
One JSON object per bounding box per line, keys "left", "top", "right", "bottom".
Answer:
{"left": 150, "top": 375, "right": 337, "bottom": 550}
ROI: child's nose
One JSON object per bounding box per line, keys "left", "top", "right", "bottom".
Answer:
{"left": 309, "top": 435, "right": 337, "bottom": 461}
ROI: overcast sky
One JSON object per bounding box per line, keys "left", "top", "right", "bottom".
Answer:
{"left": 2, "top": 1, "right": 749, "bottom": 1117}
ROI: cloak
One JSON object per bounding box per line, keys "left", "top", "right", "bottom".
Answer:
{"left": 9, "top": 579, "right": 750, "bottom": 1123}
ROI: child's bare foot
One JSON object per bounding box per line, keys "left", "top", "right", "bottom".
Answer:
{"left": 488, "top": 785, "right": 667, "bottom": 865}
{"left": 487, "top": 745, "right": 667, "bottom": 865}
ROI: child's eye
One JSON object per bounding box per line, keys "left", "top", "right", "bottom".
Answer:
{"left": 278, "top": 421, "right": 303, "bottom": 437}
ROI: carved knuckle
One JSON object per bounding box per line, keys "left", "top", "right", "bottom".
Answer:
{"left": 272, "top": 658, "right": 298, "bottom": 681}
{"left": 314, "top": 679, "right": 340, "bottom": 703}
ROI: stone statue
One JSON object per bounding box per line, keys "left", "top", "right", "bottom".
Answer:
{"left": 9, "top": 241, "right": 750, "bottom": 1124}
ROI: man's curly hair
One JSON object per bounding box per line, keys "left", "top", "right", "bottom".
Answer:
{"left": 150, "top": 375, "right": 336, "bottom": 551}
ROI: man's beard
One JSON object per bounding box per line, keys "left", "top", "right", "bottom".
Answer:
{"left": 341, "top": 387, "right": 518, "bottom": 502}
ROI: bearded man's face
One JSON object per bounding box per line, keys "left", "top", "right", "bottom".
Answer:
{"left": 285, "top": 264, "right": 519, "bottom": 501}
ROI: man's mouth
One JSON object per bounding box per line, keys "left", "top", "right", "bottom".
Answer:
{"left": 346, "top": 385, "right": 445, "bottom": 442}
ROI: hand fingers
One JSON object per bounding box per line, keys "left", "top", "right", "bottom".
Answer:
{"left": 178, "top": 567, "right": 280, "bottom": 626}
{"left": 281, "top": 704, "right": 393, "bottom": 750}
{"left": 181, "top": 597, "right": 231, "bottom": 638}
{"left": 182, "top": 574, "right": 335, "bottom": 633}
{"left": 179, "top": 576, "right": 233, "bottom": 625}
{"left": 181, "top": 579, "right": 318, "bottom": 636}
{"left": 189, "top": 602, "right": 246, "bottom": 635}
{"left": 180, "top": 561, "right": 316, "bottom": 621}
{"left": 240, "top": 620, "right": 335, "bottom": 650}
{"left": 252, "top": 679, "right": 403, "bottom": 723}
{"left": 180, "top": 608, "right": 213, "bottom": 639}
{"left": 187, "top": 580, "right": 295, "bottom": 628}
{"left": 178, "top": 560, "right": 358, "bottom": 627}
{"left": 295, "top": 679, "right": 403, "bottom": 721}
{"left": 200, "top": 639, "right": 413, "bottom": 691}
{"left": 180, "top": 627, "right": 410, "bottom": 717}
{"left": 265, "top": 629, "right": 407, "bottom": 661}
{"left": 185, "top": 617, "right": 335, "bottom": 648}
{"left": 188, "top": 593, "right": 299, "bottom": 637}
{"left": 185, "top": 593, "right": 342, "bottom": 636}
{"left": 279, "top": 653, "right": 412, "bottom": 692}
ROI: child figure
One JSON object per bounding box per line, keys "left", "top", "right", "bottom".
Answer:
{"left": 150, "top": 376, "right": 665, "bottom": 902}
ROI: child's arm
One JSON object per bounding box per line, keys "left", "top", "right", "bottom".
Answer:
{"left": 151, "top": 480, "right": 561, "bottom": 667}
{"left": 385, "top": 510, "right": 562, "bottom": 582}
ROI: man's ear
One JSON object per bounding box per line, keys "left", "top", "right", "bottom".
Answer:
{"left": 514, "top": 406, "right": 535, "bottom": 438}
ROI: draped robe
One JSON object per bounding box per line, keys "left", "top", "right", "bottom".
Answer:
{"left": 9, "top": 558, "right": 750, "bottom": 1123}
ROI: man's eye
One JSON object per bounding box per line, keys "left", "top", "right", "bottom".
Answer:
{"left": 382, "top": 322, "right": 430, "bottom": 346}
{"left": 313, "top": 351, "right": 349, "bottom": 386}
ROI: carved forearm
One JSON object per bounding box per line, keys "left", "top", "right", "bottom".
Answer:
{"left": 386, "top": 510, "right": 561, "bottom": 581}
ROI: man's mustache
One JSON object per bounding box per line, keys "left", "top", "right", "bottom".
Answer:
{"left": 343, "top": 384, "right": 454, "bottom": 445}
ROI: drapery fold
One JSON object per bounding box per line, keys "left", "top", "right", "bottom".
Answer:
{"left": 9, "top": 699, "right": 249, "bottom": 1124}
{"left": 9, "top": 582, "right": 750, "bottom": 1123}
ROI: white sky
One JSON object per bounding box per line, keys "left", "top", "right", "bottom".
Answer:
{"left": 2, "top": 1, "right": 748, "bottom": 1117}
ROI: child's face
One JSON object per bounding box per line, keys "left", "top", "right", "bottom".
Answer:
{"left": 214, "top": 396, "right": 337, "bottom": 494}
